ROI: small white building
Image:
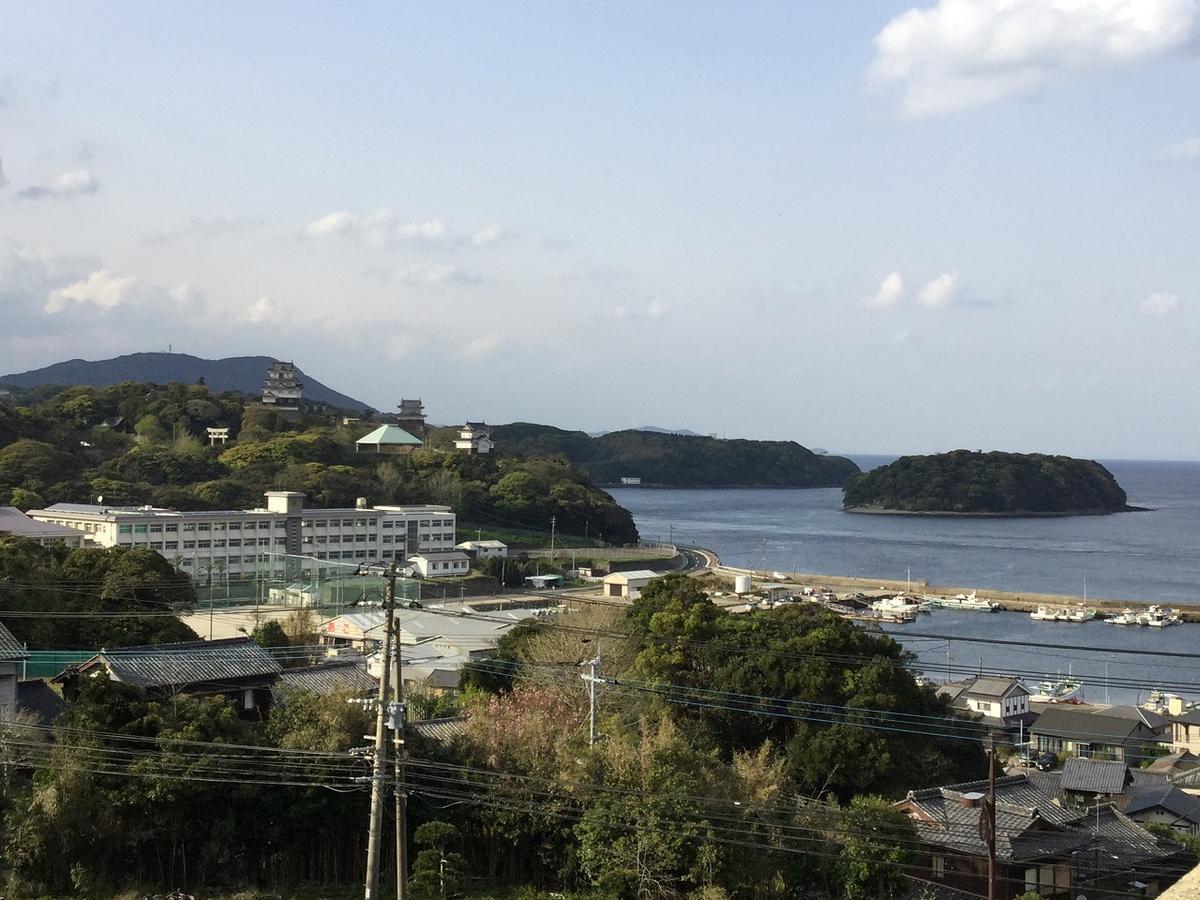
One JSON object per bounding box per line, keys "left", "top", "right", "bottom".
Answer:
{"left": 602, "top": 569, "right": 660, "bottom": 599}
{"left": 620, "top": 476, "right": 642, "bottom": 486}
{"left": 454, "top": 422, "right": 495, "bottom": 455}
{"left": 456, "top": 539, "right": 508, "bottom": 559}
{"left": 408, "top": 551, "right": 471, "bottom": 578}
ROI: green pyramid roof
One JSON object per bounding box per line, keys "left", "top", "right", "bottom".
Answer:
{"left": 356, "top": 424, "right": 422, "bottom": 446}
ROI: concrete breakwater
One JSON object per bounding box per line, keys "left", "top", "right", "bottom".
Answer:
{"left": 708, "top": 566, "right": 1200, "bottom": 621}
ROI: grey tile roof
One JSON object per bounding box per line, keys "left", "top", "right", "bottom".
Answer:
{"left": 1123, "top": 784, "right": 1200, "bottom": 824}
{"left": 903, "top": 774, "right": 1185, "bottom": 872}
{"left": 1032, "top": 705, "right": 1165, "bottom": 743}
{"left": 17, "top": 679, "right": 64, "bottom": 725}
{"left": 1061, "top": 758, "right": 1132, "bottom": 794}
{"left": 408, "top": 717, "right": 467, "bottom": 744}
{"left": 65, "top": 637, "right": 281, "bottom": 690}
{"left": 1147, "top": 750, "right": 1200, "bottom": 775}
{"left": 276, "top": 660, "right": 377, "bottom": 698}
{"left": 0, "top": 621, "right": 29, "bottom": 661}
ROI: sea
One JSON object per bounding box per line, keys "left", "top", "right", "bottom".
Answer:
{"left": 608, "top": 457, "right": 1200, "bottom": 705}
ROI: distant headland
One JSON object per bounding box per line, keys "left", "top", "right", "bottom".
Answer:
{"left": 842, "top": 450, "right": 1135, "bottom": 517}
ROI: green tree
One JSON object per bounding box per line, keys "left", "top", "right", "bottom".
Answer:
{"left": 410, "top": 821, "right": 466, "bottom": 900}
{"left": 251, "top": 619, "right": 290, "bottom": 649}
{"left": 836, "top": 796, "right": 916, "bottom": 900}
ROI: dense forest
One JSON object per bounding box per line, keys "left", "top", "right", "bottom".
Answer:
{"left": 1, "top": 573, "right": 987, "bottom": 898}
{"left": 842, "top": 450, "right": 1130, "bottom": 515}
{"left": 431, "top": 422, "right": 860, "bottom": 488}
{"left": 0, "top": 382, "right": 637, "bottom": 543}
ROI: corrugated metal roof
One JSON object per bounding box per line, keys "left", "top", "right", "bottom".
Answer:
{"left": 0, "top": 622, "right": 29, "bottom": 661}
{"left": 0, "top": 507, "right": 82, "bottom": 537}
{"left": 69, "top": 638, "right": 281, "bottom": 689}
{"left": 1062, "top": 758, "right": 1131, "bottom": 794}
{"left": 963, "top": 677, "right": 1027, "bottom": 699}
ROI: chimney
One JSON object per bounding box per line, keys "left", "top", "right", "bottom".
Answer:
{"left": 960, "top": 792, "right": 984, "bottom": 808}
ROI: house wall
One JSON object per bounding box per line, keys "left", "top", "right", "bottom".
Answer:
{"left": 1173, "top": 722, "right": 1200, "bottom": 755}
{"left": 0, "top": 660, "right": 18, "bottom": 717}
{"left": 1129, "top": 807, "right": 1200, "bottom": 836}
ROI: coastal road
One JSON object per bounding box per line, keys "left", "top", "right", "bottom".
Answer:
{"left": 677, "top": 547, "right": 718, "bottom": 572}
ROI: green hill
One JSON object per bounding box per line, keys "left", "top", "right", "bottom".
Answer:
{"left": 842, "top": 450, "right": 1130, "bottom": 515}
{"left": 430, "top": 423, "right": 860, "bottom": 488}
{"left": 0, "top": 352, "right": 370, "bottom": 411}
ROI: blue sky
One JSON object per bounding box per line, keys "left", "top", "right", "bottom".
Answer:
{"left": 2, "top": 1, "right": 1199, "bottom": 458}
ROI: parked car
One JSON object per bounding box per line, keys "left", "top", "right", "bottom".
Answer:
{"left": 1035, "top": 752, "right": 1057, "bottom": 771}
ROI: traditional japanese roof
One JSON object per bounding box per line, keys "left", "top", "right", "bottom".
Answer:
{"left": 1148, "top": 750, "right": 1200, "bottom": 775}
{"left": 900, "top": 774, "right": 1184, "bottom": 872}
{"left": 0, "top": 622, "right": 29, "bottom": 662}
{"left": 356, "top": 425, "right": 422, "bottom": 446}
{"left": 16, "top": 679, "right": 64, "bottom": 725}
{"left": 59, "top": 637, "right": 281, "bottom": 690}
{"left": 1123, "top": 784, "right": 1200, "bottom": 824}
{"left": 408, "top": 716, "right": 467, "bottom": 744}
{"left": 1031, "top": 705, "right": 1167, "bottom": 744}
{"left": 276, "top": 660, "right": 377, "bottom": 698}
{"left": 1061, "top": 758, "right": 1133, "bottom": 795}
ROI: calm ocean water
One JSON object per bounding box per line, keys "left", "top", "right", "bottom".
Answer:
{"left": 609, "top": 458, "right": 1200, "bottom": 703}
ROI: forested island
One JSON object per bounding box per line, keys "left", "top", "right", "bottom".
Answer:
{"left": 432, "top": 422, "right": 860, "bottom": 488}
{"left": 842, "top": 449, "right": 1131, "bottom": 516}
{"left": 0, "top": 382, "right": 637, "bottom": 543}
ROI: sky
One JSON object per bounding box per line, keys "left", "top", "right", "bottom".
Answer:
{"left": 1, "top": 1, "right": 1199, "bottom": 459}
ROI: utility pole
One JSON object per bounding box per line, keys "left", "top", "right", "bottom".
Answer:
{"left": 364, "top": 563, "right": 397, "bottom": 900}
{"left": 580, "top": 649, "right": 601, "bottom": 746}
{"left": 393, "top": 575, "right": 408, "bottom": 900}
{"left": 549, "top": 516, "right": 556, "bottom": 562}
{"left": 984, "top": 735, "right": 997, "bottom": 900}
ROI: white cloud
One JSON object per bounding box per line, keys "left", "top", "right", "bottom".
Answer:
{"left": 302, "top": 208, "right": 466, "bottom": 249}
{"left": 470, "top": 224, "right": 502, "bottom": 246}
{"left": 867, "top": 0, "right": 1200, "bottom": 118}
{"left": 647, "top": 297, "right": 668, "bottom": 319}
{"left": 393, "top": 260, "right": 479, "bottom": 286}
{"left": 0, "top": 155, "right": 7, "bottom": 190}
{"left": 1161, "top": 137, "right": 1200, "bottom": 160}
{"left": 863, "top": 271, "right": 904, "bottom": 308}
{"left": 386, "top": 335, "right": 413, "bottom": 359}
{"left": 45, "top": 270, "right": 138, "bottom": 312}
{"left": 17, "top": 167, "right": 101, "bottom": 200}
{"left": 918, "top": 272, "right": 960, "bottom": 308}
{"left": 1140, "top": 291, "right": 1180, "bottom": 315}
{"left": 893, "top": 330, "right": 914, "bottom": 344}
{"left": 462, "top": 333, "right": 502, "bottom": 357}
{"left": 245, "top": 295, "right": 279, "bottom": 323}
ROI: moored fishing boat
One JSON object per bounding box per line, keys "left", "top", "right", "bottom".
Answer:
{"left": 1030, "top": 676, "right": 1084, "bottom": 703}
{"left": 926, "top": 590, "right": 999, "bottom": 612}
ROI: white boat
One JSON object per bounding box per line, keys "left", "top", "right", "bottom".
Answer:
{"left": 1063, "top": 607, "right": 1096, "bottom": 623}
{"left": 1139, "top": 605, "right": 1181, "bottom": 627}
{"left": 1030, "top": 677, "right": 1084, "bottom": 703}
{"left": 928, "top": 590, "right": 999, "bottom": 612}
{"left": 1104, "top": 608, "right": 1139, "bottom": 625}
{"left": 1030, "top": 605, "right": 1066, "bottom": 622}
{"left": 870, "top": 594, "right": 932, "bottom": 615}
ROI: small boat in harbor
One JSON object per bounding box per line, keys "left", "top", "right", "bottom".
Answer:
{"left": 1063, "top": 607, "right": 1096, "bottom": 623}
{"left": 1030, "top": 605, "right": 1065, "bottom": 622}
{"left": 1139, "top": 605, "right": 1181, "bottom": 627}
{"left": 1030, "top": 676, "right": 1084, "bottom": 703}
{"left": 870, "top": 594, "right": 932, "bottom": 616}
{"left": 926, "top": 590, "right": 999, "bottom": 612}
{"left": 1104, "top": 608, "right": 1139, "bottom": 625}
